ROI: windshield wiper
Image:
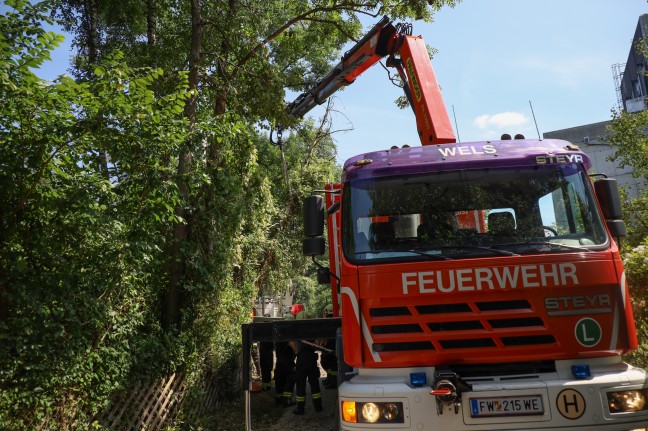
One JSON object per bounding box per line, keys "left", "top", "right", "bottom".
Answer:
{"left": 355, "top": 249, "right": 452, "bottom": 260}
{"left": 407, "top": 249, "right": 453, "bottom": 260}
{"left": 435, "top": 245, "right": 520, "bottom": 256}
{"left": 497, "top": 241, "right": 593, "bottom": 253}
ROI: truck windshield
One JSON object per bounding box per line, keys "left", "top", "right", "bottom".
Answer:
{"left": 342, "top": 164, "right": 608, "bottom": 263}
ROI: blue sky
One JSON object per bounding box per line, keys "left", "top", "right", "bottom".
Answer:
{"left": 28, "top": 0, "right": 648, "bottom": 164}
{"left": 303, "top": 0, "right": 648, "bottom": 163}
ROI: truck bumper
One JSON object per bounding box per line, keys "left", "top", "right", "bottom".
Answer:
{"left": 338, "top": 357, "right": 648, "bottom": 431}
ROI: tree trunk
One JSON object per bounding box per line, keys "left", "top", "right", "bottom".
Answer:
{"left": 164, "top": 0, "right": 202, "bottom": 331}
{"left": 146, "top": 0, "right": 157, "bottom": 67}
{"left": 82, "top": 0, "right": 110, "bottom": 177}
{"left": 84, "top": 0, "right": 98, "bottom": 68}
{"left": 209, "top": 0, "right": 237, "bottom": 166}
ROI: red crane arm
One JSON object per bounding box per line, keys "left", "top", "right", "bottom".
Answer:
{"left": 395, "top": 35, "right": 456, "bottom": 145}
{"left": 286, "top": 16, "right": 456, "bottom": 146}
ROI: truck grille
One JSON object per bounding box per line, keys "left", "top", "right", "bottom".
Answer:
{"left": 369, "top": 299, "right": 557, "bottom": 357}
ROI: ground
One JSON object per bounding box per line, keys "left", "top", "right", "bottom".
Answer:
{"left": 212, "top": 354, "right": 338, "bottom": 431}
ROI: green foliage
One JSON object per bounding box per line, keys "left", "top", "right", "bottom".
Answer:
{"left": 607, "top": 105, "right": 648, "bottom": 369}
{"left": 623, "top": 242, "right": 648, "bottom": 369}
{"left": 606, "top": 109, "right": 648, "bottom": 246}
{"left": 623, "top": 191, "right": 648, "bottom": 246}
{"left": 2, "top": 0, "right": 461, "bottom": 428}
{"left": 1, "top": 3, "right": 192, "bottom": 428}
{"left": 292, "top": 275, "right": 333, "bottom": 319}
{"left": 625, "top": 244, "right": 648, "bottom": 303}
{"left": 606, "top": 108, "right": 648, "bottom": 179}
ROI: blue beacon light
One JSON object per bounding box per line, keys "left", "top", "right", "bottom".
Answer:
{"left": 571, "top": 364, "right": 591, "bottom": 379}
{"left": 410, "top": 372, "right": 427, "bottom": 387}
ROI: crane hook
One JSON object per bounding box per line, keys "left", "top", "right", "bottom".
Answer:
{"left": 270, "top": 125, "right": 284, "bottom": 148}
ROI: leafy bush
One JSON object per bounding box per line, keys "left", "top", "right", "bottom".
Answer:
{"left": 0, "top": 3, "right": 192, "bottom": 428}
{"left": 0, "top": 4, "right": 340, "bottom": 428}
{"left": 624, "top": 242, "right": 648, "bottom": 369}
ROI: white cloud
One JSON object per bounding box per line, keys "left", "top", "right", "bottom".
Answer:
{"left": 474, "top": 112, "right": 528, "bottom": 129}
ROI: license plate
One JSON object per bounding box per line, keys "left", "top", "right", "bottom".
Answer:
{"left": 470, "top": 395, "right": 544, "bottom": 417}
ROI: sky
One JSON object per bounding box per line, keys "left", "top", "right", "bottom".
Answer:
{"left": 302, "top": 0, "right": 648, "bottom": 163}
{"left": 27, "top": 0, "right": 648, "bottom": 164}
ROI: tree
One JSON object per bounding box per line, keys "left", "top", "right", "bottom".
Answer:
{"left": 2, "top": 0, "right": 461, "bottom": 427}
{"left": 606, "top": 108, "right": 648, "bottom": 368}
{"left": 1, "top": 2, "right": 193, "bottom": 428}
{"left": 605, "top": 108, "right": 648, "bottom": 245}
{"left": 51, "top": 0, "right": 459, "bottom": 329}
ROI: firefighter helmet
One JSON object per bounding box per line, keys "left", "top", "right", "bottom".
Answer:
{"left": 291, "top": 303, "right": 305, "bottom": 317}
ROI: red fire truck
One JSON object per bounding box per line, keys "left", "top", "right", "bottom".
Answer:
{"left": 242, "top": 16, "right": 647, "bottom": 431}
{"left": 299, "top": 16, "right": 647, "bottom": 431}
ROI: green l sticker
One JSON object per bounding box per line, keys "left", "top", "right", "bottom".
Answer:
{"left": 575, "top": 318, "right": 602, "bottom": 347}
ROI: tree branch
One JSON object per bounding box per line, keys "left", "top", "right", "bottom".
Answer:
{"left": 235, "top": 2, "right": 374, "bottom": 70}
{"left": 300, "top": 16, "right": 360, "bottom": 42}
{"left": 17, "top": 133, "right": 88, "bottom": 212}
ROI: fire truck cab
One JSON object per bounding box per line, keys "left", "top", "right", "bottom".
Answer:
{"left": 303, "top": 137, "right": 647, "bottom": 431}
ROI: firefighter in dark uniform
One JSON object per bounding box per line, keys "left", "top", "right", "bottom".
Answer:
{"left": 250, "top": 308, "right": 261, "bottom": 383}
{"left": 259, "top": 314, "right": 275, "bottom": 391}
{"left": 319, "top": 304, "right": 338, "bottom": 389}
{"left": 274, "top": 313, "right": 296, "bottom": 406}
{"left": 292, "top": 309, "right": 322, "bottom": 415}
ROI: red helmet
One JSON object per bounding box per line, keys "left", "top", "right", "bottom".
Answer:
{"left": 290, "top": 303, "right": 305, "bottom": 317}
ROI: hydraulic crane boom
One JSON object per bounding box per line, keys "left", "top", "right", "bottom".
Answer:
{"left": 287, "top": 16, "right": 456, "bottom": 146}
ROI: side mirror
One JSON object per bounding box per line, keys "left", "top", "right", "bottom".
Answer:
{"left": 303, "top": 195, "right": 325, "bottom": 237}
{"left": 316, "top": 267, "right": 331, "bottom": 284}
{"left": 606, "top": 219, "right": 627, "bottom": 239}
{"left": 594, "top": 178, "right": 626, "bottom": 239}
{"left": 594, "top": 178, "right": 623, "bottom": 220}
{"left": 303, "top": 237, "right": 325, "bottom": 257}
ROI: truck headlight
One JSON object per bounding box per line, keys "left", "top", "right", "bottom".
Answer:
{"left": 341, "top": 401, "right": 404, "bottom": 423}
{"left": 361, "top": 403, "right": 380, "bottom": 423}
{"left": 607, "top": 389, "right": 648, "bottom": 413}
{"left": 383, "top": 402, "right": 401, "bottom": 421}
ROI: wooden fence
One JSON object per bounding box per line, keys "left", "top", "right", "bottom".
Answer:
{"left": 97, "top": 372, "right": 226, "bottom": 430}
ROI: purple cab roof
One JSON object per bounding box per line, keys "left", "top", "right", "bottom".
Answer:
{"left": 342, "top": 139, "right": 592, "bottom": 182}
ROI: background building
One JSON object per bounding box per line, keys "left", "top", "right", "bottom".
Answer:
{"left": 615, "top": 14, "right": 648, "bottom": 113}
{"left": 545, "top": 14, "right": 647, "bottom": 199}
{"left": 543, "top": 122, "right": 644, "bottom": 199}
